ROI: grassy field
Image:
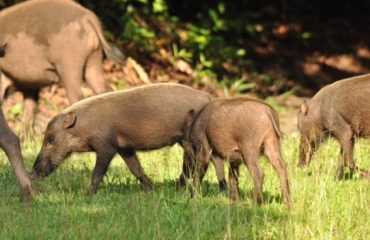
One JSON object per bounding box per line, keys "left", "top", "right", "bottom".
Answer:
{"left": 0, "top": 134, "right": 369, "bottom": 239}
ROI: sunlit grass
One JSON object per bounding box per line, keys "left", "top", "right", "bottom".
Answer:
{"left": 0, "top": 134, "right": 369, "bottom": 239}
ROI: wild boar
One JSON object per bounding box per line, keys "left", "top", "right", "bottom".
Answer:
{"left": 0, "top": 0, "right": 124, "bottom": 125}
{"left": 298, "top": 74, "right": 370, "bottom": 180}
{"left": 182, "top": 97, "right": 291, "bottom": 207}
{"left": 31, "top": 83, "right": 222, "bottom": 194}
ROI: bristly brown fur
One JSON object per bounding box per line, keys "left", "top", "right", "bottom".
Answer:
{"left": 0, "top": 0, "right": 124, "bottom": 127}
{"left": 183, "top": 97, "right": 291, "bottom": 207}
{"left": 297, "top": 73, "right": 370, "bottom": 180}
{"left": 32, "top": 83, "right": 214, "bottom": 194}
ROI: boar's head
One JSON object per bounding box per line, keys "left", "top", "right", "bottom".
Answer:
{"left": 297, "top": 100, "right": 325, "bottom": 168}
{"left": 32, "top": 112, "right": 85, "bottom": 179}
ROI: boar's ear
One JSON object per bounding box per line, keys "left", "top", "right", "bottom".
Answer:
{"left": 300, "top": 100, "right": 309, "bottom": 116}
{"left": 63, "top": 113, "right": 77, "bottom": 129}
{"left": 185, "top": 109, "right": 196, "bottom": 128}
{"left": 0, "top": 43, "right": 6, "bottom": 57}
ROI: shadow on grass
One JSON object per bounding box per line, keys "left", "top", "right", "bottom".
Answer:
{"left": 343, "top": 168, "right": 370, "bottom": 181}
{"left": 189, "top": 180, "right": 286, "bottom": 206}
{"left": 0, "top": 160, "right": 291, "bottom": 239}
{"left": 32, "top": 180, "right": 289, "bottom": 239}
{"left": 0, "top": 158, "right": 287, "bottom": 208}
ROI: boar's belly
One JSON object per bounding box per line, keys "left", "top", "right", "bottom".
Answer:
{"left": 116, "top": 128, "right": 182, "bottom": 151}
{"left": 0, "top": 33, "right": 55, "bottom": 86}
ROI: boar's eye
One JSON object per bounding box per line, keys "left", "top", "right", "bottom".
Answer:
{"left": 46, "top": 134, "right": 55, "bottom": 144}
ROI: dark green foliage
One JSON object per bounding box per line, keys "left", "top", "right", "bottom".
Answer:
{"left": 77, "top": 0, "right": 370, "bottom": 95}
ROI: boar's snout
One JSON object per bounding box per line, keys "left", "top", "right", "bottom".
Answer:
{"left": 31, "top": 154, "right": 57, "bottom": 179}
{"left": 297, "top": 143, "right": 307, "bottom": 168}
{"left": 298, "top": 138, "right": 314, "bottom": 168}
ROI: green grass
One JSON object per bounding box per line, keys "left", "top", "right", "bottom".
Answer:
{"left": 0, "top": 134, "right": 369, "bottom": 239}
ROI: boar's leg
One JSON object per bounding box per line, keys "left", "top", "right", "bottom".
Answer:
{"left": 90, "top": 149, "right": 116, "bottom": 194}
{"left": 228, "top": 161, "right": 240, "bottom": 201}
{"left": 333, "top": 123, "right": 355, "bottom": 180}
{"left": 118, "top": 149, "right": 154, "bottom": 190}
{"left": 241, "top": 145, "right": 264, "bottom": 205}
{"left": 335, "top": 149, "right": 347, "bottom": 180}
{"left": 212, "top": 156, "right": 227, "bottom": 191}
{"left": 85, "top": 49, "right": 112, "bottom": 94}
{"left": 0, "top": 110, "right": 35, "bottom": 201}
{"left": 192, "top": 160, "right": 209, "bottom": 198}
{"left": 58, "top": 60, "right": 84, "bottom": 104}
{"left": 333, "top": 127, "right": 370, "bottom": 179}
{"left": 22, "top": 90, "right": 39, "bottom": 131}
{"left": 264, "top": 136, "right": 291, "bottom": 208}
{"left": 176, "top": 150, "right": 194, "bottom": 188}
{"left": 192, "top": 146, "right": 211, "bottom": 196}
{"left": 177, "top": 151, "right": 227, "bottom": 191}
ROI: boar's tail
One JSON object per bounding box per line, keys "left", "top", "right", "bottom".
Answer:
{"left": 87, "top": 15, "right": 125, "bottom": 66}
{"left": 267, "top": 109, "right": 283, "bottom": 139}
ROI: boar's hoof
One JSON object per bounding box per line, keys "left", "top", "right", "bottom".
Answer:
{"left": 20, "top": 187, "right": 36, "bottom": 202}
{"left": 335, "top": 168, "right": 345, "bottom": 181}
{"left": 141, "top": 180, "right": 154, "bottom": 191}
{"left": 255, "top": 196, "right": 263, "bottom": 206}
{"left": 29, "top": 171, "right": 42, "bottom": 180}
{"left": 219, "top": 179, "right": 228, "bottom": 192}
{"left": 230, "top": 193, "right": 240, "bottom": 202}
{"left": 297, "top": 162, "right": 307, "bottom": 169}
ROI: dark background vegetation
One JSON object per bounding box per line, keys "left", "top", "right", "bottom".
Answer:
{"left": 2, "top": 0, "right": 370, "bottom": 96}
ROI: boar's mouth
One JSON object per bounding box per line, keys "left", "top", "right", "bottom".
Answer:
{"left": 31, "top": 158, "right": 58, "bottom": 180}
{"left": 298, "top": 139, "right": 315, "bottom": 168}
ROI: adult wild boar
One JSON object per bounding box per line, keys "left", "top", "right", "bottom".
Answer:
{"left": 298, "top": 74, "right": 370, "bottom": 180}
{"left": 0, "top": 0, "right": 124, "bottom": 125}
{"left": 182, "top": 98, "right": 291, "bottom": 207}
{"left": 32, "top": 83, "right": 220, "bottom": 194}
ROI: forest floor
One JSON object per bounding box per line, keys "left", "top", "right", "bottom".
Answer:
{"left": 2, "top": 59, "right": 306, "bottom": 136}
{"left": 3, "top": 40, "right": 369, "bottom": 135}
